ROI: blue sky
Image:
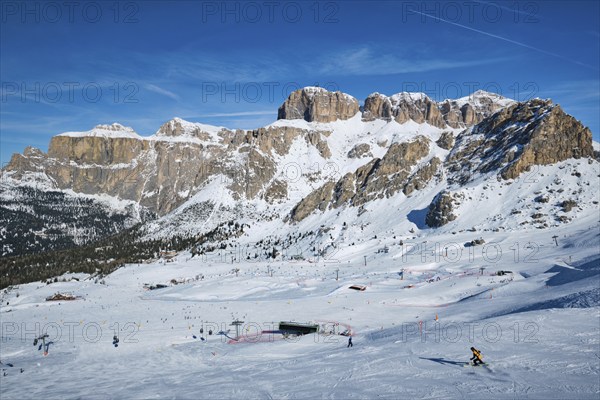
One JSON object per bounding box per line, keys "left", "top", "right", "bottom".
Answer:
{"left": 1, "top": 0, "right": 599, "bottom": 164}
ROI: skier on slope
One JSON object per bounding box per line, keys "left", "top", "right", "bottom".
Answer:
{"left": 470, "top": 347, "right": 483, "bottom": 365}
{"left": 347, "top": 337, "right": 353, "bottom": 348}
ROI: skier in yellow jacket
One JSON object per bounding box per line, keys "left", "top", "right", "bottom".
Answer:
{"left": 470, "top": 347, "right": 484, "bottom": 365}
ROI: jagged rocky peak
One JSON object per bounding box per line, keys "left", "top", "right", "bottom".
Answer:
{"left": 363, "top": 91, "right": 443, "bottom": 126}
{"left": 362, "top": 92, "right": 393, "bottom": 121}
{"left": 277, "top": 87, "right": 360, "bottom": 123}
{"left": 22, "top": 146, "right": 46, "bottom": 158}
{"left": 154, "top": 117, "right": 225, "bottom": 140}
{"left": 363, "top": 90, "right": 515, "bottom": 129}
{"left": 447, "top": 98, "right": 594, "bottom": 183}
{"left": 439, "top": 90, "right": 515, "bottom": 128}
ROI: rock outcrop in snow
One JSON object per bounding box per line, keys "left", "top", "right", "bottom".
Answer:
{"left": 363, "top": 90, "right": 514, "bottom": 129}
{"left": 425, "top": 191, "right": 462, "bottom": 228}
{"left": 277, "top": 87, "right": 360, "bottom": 122}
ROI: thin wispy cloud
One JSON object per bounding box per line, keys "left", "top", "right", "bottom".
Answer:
{"left": 317, "top": 46, "right": 504, "bottom": 76}
{"left": 144, "top": 84, "right": 180, "bottom": 101}
{"left": 161, "top": 52, "right": 292, "bottom": 83}
{"left": 407, "top": 9, "right": 598, "bottom": 71}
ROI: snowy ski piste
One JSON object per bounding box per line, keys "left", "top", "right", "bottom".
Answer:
{"left": 1, "top": 213, "right": 598, "bottom": 399}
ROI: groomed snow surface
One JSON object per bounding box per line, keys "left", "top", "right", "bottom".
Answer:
{"left": 1, "top": 215, "right": 599, "bottom": 399}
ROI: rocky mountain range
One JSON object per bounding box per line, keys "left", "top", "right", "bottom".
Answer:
{"left": 1, "top": 87, "right": 598, "bottom": 263}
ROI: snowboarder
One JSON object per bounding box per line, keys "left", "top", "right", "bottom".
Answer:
{"left": 470, "top": 347, "right": 483, "bottom": 365}
{"left": 347, "top": 337, "right": 353, "bottom": 348}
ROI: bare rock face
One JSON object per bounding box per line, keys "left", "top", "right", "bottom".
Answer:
{"left": 44, "top": 134, "right": 215, "bottom": 215}
{"left": 48, "top": 135, "right": 147, "bottom": 167}
{"left": 347, "top": 143, "right": 372, "bottom": 158}
{"left": 289, "top": 181, "right": 336, "bottom": 222}
{"left": 228, "top": 148, "right": 276, "bottom": 200}
{"left": 403, "top": 157, "right": 442, "bottom": 196}
{"left": 436, "top": 131, "right": 455, "bottom": 150}
{"left": 305, "top": 131, "right": 332, "bottom": 158}
{"left": 389, "top": 93, "right": 446, "bottom": 127}
{"left": 501, "top": 103, "right": 593, "bottom": 179}
{"left": 425, "top": 191, "right": 463, "bottom": 227}
{"left": 224, "top": 126, "right": 320, "bottom": 156}
{"left": 363, "top": 93, "right": 446, "bottom": 127}
{"left": 362, "top": 93, "right": 393, "bottom": 121}
{"left": 277, "top": 87, "right": 359, "bottom": 122}
{"left": 5, "top": 146, "right": 48, "bottom": 173}
{"left": 447, "top": 99, "right": 594, "bottom": 183}
{"left": 363, "top": 90, "right": 514, "bottom": 129}
{"left": 264, "top": 179, "right": 288, "bottom": 203}
{"left": 439, "top": 91, "right": 513, "bottom": 128}
{"left": 155, "top": 117, "right": 222, "bottom": 141}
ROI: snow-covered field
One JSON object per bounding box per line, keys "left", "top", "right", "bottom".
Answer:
{"left": 1, "top": 210, "right": 598, "bottom": 399}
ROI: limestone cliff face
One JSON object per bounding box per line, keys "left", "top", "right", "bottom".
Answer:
{"left": 438, "top": 90, "right": 513, "bottom": 128}
{"left": 362, "top": 92, "right": 445, "bottom": 127}
{"left": 362, "top": 93, "right": 393, "bottom": 121}
{"left": 277, "top": 87, "right": 360, "bottom": 122}
{"left": 363, "top": 90, "right": 513, "bottom": 129}
{"left": 13, "top": 131, "right": 218, "bottom": 215}
{"left": 5, "top": 118, "right": 338, "bottom": 215}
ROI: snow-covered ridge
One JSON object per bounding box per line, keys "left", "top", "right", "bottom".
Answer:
{"left": 366, "top": 89, "right": 513, "bottom": 106}
{"left": 389, "top": 92, "right": 430, "bottom": 103}
{"left": 58, "top": 123, "right": 142, "bottom": 139}
{"left": 56, "top": 118, "right": 228, "bottom": 144}
{"left": 301, "top": 86, "right": 358, "bottom": 103}
{"left": 448, "top": 89, "right": 515, "bottom": 108}
{"left": 152, "top": 117, "right": 225, "bottom": 137}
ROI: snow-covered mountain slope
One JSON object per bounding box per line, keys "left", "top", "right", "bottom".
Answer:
{"left": 1, "top": 87, "right": 597, "bottom": 270}
{"left": 1, "top": 206, "right": 598, "bottom": 398}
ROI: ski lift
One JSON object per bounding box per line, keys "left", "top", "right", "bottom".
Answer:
{"left": 33, "top": 334, "right": 51, "bottom": 355}
{"left": 33, "top": 334, "right": 48, "bottom": 347}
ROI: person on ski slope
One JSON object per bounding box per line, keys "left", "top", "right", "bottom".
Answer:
{"left": 470, "top": 347, "right": 483, "bottom": 365}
